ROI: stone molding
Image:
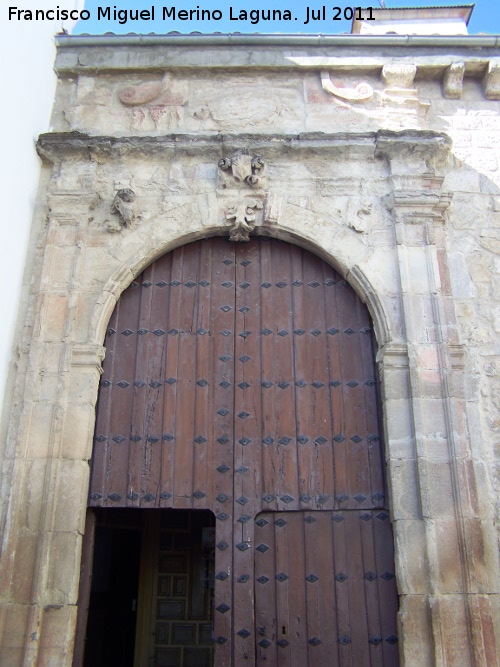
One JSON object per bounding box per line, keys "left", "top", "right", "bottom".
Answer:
{"left": 37, "top": 130, "right": 452, "bottom": 162}
{"left": 70, "top": 344, "right": 106, "bottom": 372}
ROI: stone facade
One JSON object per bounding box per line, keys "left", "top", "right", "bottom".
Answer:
{"left": 1, "top": 34, "right": 500, "bottom": 665}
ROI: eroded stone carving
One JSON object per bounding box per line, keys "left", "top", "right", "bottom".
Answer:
{"left": 218, "top": 149, "right": 265, "bottom": 188}
{"left": 443, "top": 62, "right": 465, "bottom": 99}
{"left": 226, "top": 199, "right": 264, "bottom": 242}
{"left": 119, "top": 73, "right": 171, "bottom": 106}
{"left": 483, "top": 60, "right": 500, "bottom": 100}
{"left": 380, "top": 63, "right": 429, "bottom": 121}
{"left": 320, "top": 71, "right": 373, "bottom": 102}
{"left": 382, "top": 63, "right": 417, "bottom": 89}
{"left": 347, "top": 200, "right": 372, "bottom": 233}
{"left": 108, "top": 188, "right": 137, "bottom": 232}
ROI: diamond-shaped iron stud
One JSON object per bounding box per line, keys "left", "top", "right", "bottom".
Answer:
{"left": 238, "top": 629, "right": 251, "bottom": 638}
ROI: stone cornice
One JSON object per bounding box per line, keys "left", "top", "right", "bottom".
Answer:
{"left": 37, "top": 130, "right": 451, "bottom": 164}
{"left": 55, "top": 37, "right": 500, "bottom": 95}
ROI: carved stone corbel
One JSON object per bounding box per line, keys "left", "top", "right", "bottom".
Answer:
{"left": 483, "top": 61, "right": 500, "bottom": 100}
{"left": 443, "top": 62, "right": 465, "bottom": 99}
{"left": 320, "top": 71, "right": 373, "bottom": 103}
{"left": 225, "top": 199, "right": 264, "bottom": 242}
{"left": 382, "top": 63, "right": 417, "bottom": 89}
{"left": 108, "top": 188, "right": 137, "bottom": 232}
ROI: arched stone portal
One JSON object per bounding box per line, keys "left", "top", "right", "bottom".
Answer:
{"left": 1, "top": 129, "right": 497, "bottom": 667}
{"left": 82, "top": 237, "right": 399, "bottom": 666}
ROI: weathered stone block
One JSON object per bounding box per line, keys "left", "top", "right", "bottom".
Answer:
{"left": 387, "top": 459, "right": 421, "bottom": 519}
{"left": 61, "top": 403, "right": 96, "bottom": 460}
{"left": 0, "top": 604, "right": 34, "bottom": 663}
{"left": 430, "top": 595, "right": 474, "bottom": 665}
{"left": 52, "top": 461, "right": 89, "bottom": 533}
{"left": 10, "top": 530, "right": 40, "bottom": 603}
{"left": 45, "top": 531, "right": 82, "bottom": 606}
{"left": 37, "top": 293, "right": 70, "bottom": 344}
{"left": 418, "top": 461, "right": 456, "bottom": 519}
{"left": 392, "top": 519, "right": 429, "bottom": 594}
{"left": 398, "top": 595, "right": 434, "bottom": 667}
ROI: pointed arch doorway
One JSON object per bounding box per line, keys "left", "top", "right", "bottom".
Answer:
{"left": 81, "top": 237, "right": 399, "bottom": 666}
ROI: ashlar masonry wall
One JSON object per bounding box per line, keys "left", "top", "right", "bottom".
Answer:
{"left": 0, "top": 36, "right": 499, "bottom": 666}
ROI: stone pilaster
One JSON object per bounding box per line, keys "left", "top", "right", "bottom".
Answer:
{"left": 377, "top": 131, "right": 500, "bottom": 666}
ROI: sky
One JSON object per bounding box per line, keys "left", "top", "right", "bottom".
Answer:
{"left": 74, "top": 0, "right": 500, "bottom": 35}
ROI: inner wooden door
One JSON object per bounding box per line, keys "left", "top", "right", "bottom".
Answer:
{"left": 88, "top": 237, "right": 399, "bottom": 666}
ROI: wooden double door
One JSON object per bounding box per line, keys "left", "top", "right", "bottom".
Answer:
{"left": 88, "top": 237, "right": 399, "bottom": 666}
